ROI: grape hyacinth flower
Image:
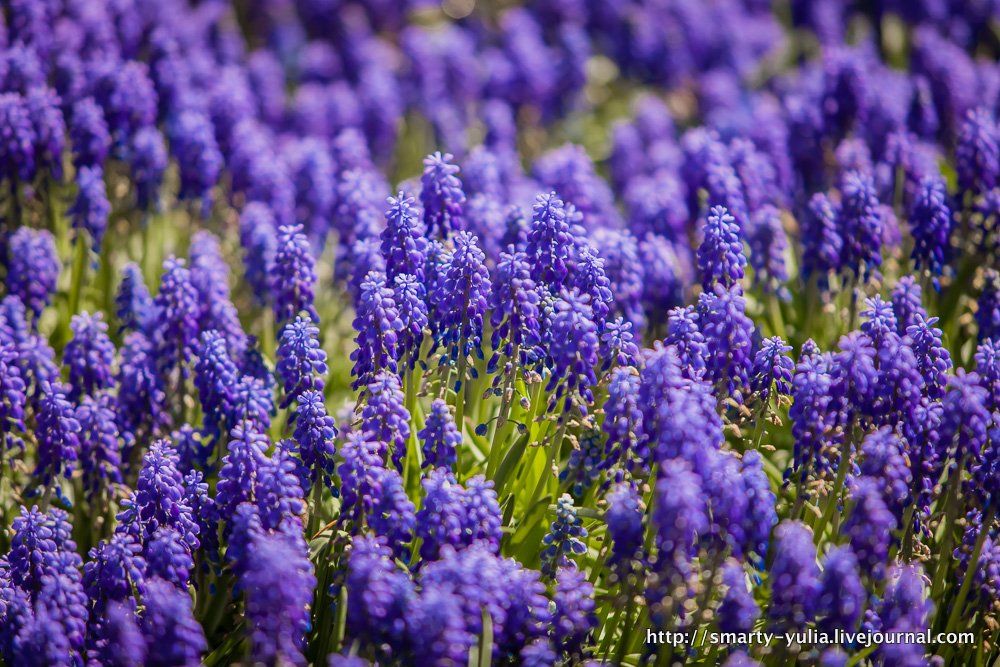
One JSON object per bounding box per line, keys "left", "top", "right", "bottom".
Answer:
{"left": 405, "top": 585, "right": 473, "bottom": 665}
{"left": 277, "top": 315, "right": 328, "bottom": 408}
{"left": 747, "top": 205, "right": 790, "bottom": 297}
{"left": 69, "top": 165, "right": 111, "bottom": 251}
{"left": 434, "top": 231, "right": 491, "bottom": 374}
{"left": 421, "top": 152, "right": 465, "bottom": 238}
{"left": 800, "top": 192, "right": 843, "bottom": 284}
{"left": 843, "top": 478, "right": 895, "bottom": 581}
{"left": 292, "top": 390, "right": 337, "bottom": 490}
{"left": 541, "top": 494, "right": 589, "bottom": 578}
{"left": 368, "top": 467, "right": 416, "bottom": 556}
{"left": 652, "top": 459, "right": 708, "bottom": 586}
{"left": 416, "top": 467, "right": 467, "bottom": 562}
{"left": 69, "top": 96, "right": 110, "bottom": 169}
{"left": 344, "top": 536, "right": 413, "bottom": 655}
{"left": 392, "top": 273, "right": 428, "bottom": 370}
{"left": 697, "top": 205, "right": 746, "bottom": 291}
{"left": 909, "top": 177, "right": 952, "bottom": 280}
{"left": 33, "top": 382, "right": 81, "bottom": 490}
{"left": 271, "top": 224, "right": 318, "bottom": 325}
{"left": 151, "top": 257, "right": 199, "bottom": 376}
{"left": 129, "top": 126, "right": 169, "bottom": 211}
{"left": 115, "top": 263, "right": 154, "bottom": 335}
{"left": 192, "top": 330, "right": 239, "bottom": 439}
{"left": 891, "top": 276, "right": 928, "bottom": 337}
{"left": 718, "top": 560, "right": 760, "bottom": 634}
{"left": 552, "top": 566, "right": 596, "bottom": 656}
{"left": 6, "top": 228, "right": 59, "bottom": 323}
{"left": 526, "top": 192, "right": 573, "bottom": 291}
{"left": 350, "top": 272, "right": 402, "bottom": 391}
{"left": 76, "top": 393, "right": 123, "bottom": 498}
{"left": 64, "top": 312, "right": 115, "bottom": 401}
{"left": 488, "top": 248, "right": 542, "bottom": 375}
{"left": 0, "top": 341, "right": 26, "bottom": 450}
{"left": 381, "top": 192, "right": 426, "bottom": 282}
{"left": 545, "top": 290, "right": 599, "bottom": 411}
{"left": 978, "top": 270, "right": 1000, "bottom": 343}
{"left": 750, "top": 336, "right": 795, "bottom": 403}
{"left": 956, "top": 107, "right": 998, "bottom": 196}
{"left": 361, "top": 370, "right": 411, "bottom": 469}
{"left": 606, "top": 482, "right": 644, "bottom": 568}
{"left": 768, "top": 521, "right": 820, "bottom": 632}
{"left": 167, "top": 110, "right": 222, "bottom": 217}
{"left": 698, "top": 284, "right": 754, "bottom": 401}
{"left": 839, "top": 171, "right": 883, "bottom": 278}
{"left": 419, "top": 399, "right": 461, "bottom": 470}
{"left": 138, "top": 577, "right": 207, "bottom": 666}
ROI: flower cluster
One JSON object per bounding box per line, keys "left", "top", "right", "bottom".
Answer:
{"left": 1, "top": 2, "right": 998, "bottom": 666}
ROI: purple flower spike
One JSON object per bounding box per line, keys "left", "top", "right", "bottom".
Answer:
{"left": 167, "top": 110, "right": 221, "bottom": 217}
{"left": 416, "top": 468, "right": 465, "bottom": 562}
{"left": 488, "top": 248, "right": 542, "bottom": 374}
{"left": 70, "top": 96, "right": 110, "bottom": 169}
{"left": 800, "top": 192, "right": 843, "bottom": 283}
{"left": 34, "top": 382, "right": 81, "bottom": 488}
{"left": 139, "top": 577, "right": 207, "bottom": 667}
{"left": 292, "top": 390, "right": 337, "bottom": 490}
{"left": 351, "top": 271, "right": 402, "bottom": 391}
{"left": 381, "top": 192, "right": 426, "bottom": 282}
{"left": 271, "top": 224, "right": 318, "bottom": 326}
{"left": 421, "top": 152, "right": 465, "bottom": 238}
{"left": 151, "top": 257, "right": 199, "bottom": 375}
{"left": 526, "top": 192, "right": 573, "bottom": 291}
{"left": 653, "top": 459, "right": 708, "bottom": 584}
{"left": 277, "top": 315, "right": 328, "bottom": 408}
{"left": 909, "top": 177, "right": 952, "bottom": 280}
{"left": 0, "top": 92, "right": 36, "bottom": 183}
{"left": 698, "top": 206, "right": 747, "bottom": 291}
{"left": 392, "top": 273, "right": 428, "bottom": 369}
{"left": 817, "top": 546, "right": 865, "bottom": 633}
{"left": 839, "top": 171, "right": 883, "bottom": 277}
{"left": 768, "top": 521, "right": 820, "bottom": 632}
{"left": 7, "top": 228, "right": 59, "bottom": 323}
{"left": 843, "top": 478, "right": 895, "bottom": 581}
{"left": 361, "top": 370, "right": 411, "bottom": 470}
{"left": 116, "top": 263, "right": 154, "bottom": 335}
{"left": 345, "top": 536, "right": 414, "bottom": 655}
{"left": 419, "top": 399, "right": 461, "bottom": 470}
{"left": 69, "top": 165, "right": 111, "bottom": 251}
{"left": 545, "top": 289, "right": 599, "bottom": 411}
{"left": 193, "top": 330, "right": 239, "bottom": 439}
{"left": 956, "top": 107, "right": 998, "bottom": 196}
{"left": 718, "top": 560, "right": 759, "bottom": 634}
{"left": 750, "top": 336, "right": 795, "bottom": 402}
{"left": 697, "top": 284, "right": 754, "bottom": 401}
{"left": 129, "top": 126, "right": 168, "bottom": 211}
{"left": 406, "top": 585, "right": 473, "bottom": 666}
{"left": 552, "top": 567, "right": 596, "bottom": 656}
{"left": 64, "top": 312, "right": 115, "bottom": 401}
{"left": 978, "top": 270, "right": 1000, "bottom": 343}
{"left": 434, "top": 231, "right": 491, "bottom": 370}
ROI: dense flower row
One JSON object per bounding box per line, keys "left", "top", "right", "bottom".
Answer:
{"left": 0, "top": 1, "right": 998, "bottom": 666}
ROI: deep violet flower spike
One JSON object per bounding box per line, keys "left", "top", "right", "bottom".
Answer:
{"left": 488, "top": 248, "right": 542, "bottom": 373}
{"left": 381, "top": 192, "right": 426, "bottom": 282}
{"left": 392, "top": 273, "right": 428, "bottom": 368}
{"left": 34, "top": 382, "right": 81, "bottom": 488}
{"left": 768, "top": 521, "right": 820, "bottom": 632}
{"left": 277, "top": 316, "right": 328, "bottom": 408}
{"left": 839, "top": 171, "right": 883, "bottom": 277}
{"left": 421, "top": 152, "right": 465, "bottom": 238}
{"left": 978, "top": 270, "right": 1000, "bottom": 344}
{"left": 292, "top": 390, "right": 337, "bottom": 488}
{"left": 956, "top": 107, "right": 998, "bottom": 196}
{"left": 70, "top": 96, "right": 110, "bottom": 169}
{"left": 416, "top": 468, "right": 466, "bottom": 562}
{"left": 361, "top": 370, "right": 411, "bottom": 470}
{"left": 69, "top": 165, "right": 111, "bottom": 251}
{"left": 0, "top": 341, "right": 27, "bottom": 449}
{"left": 350, "top": 272, "right": 402, "bottom": 391}
{"left": 652, "top": 459, "right": 708, "bottom": 584}
{"left": 751, "top": 336, "right": 795, "bottom": 402}
{"left": 817, "top": 546, "right": 865, "bottom": 633}
{"left": 698, "top": 284, "right": 754, "bottom": 401}
{"left": 697, "top": 205, "right": 746, "bottom": 291}
{"left": 545, "top": 290, "right": 599, "bottom": 411}
{"left": 151, "top": 257, "right": 199, "bottom": 375}
{"left": 419, "top": 399, "right": 461, "bottom": 470}
{"left": 167, "top": 110, "right": 222, "bottom": 218}
{"left": 368, "top": 467, "right": 416, "bottom": 556}
{"left": 129, "top": 126, "right": 169, "bottom": 211}
{"left": 116, "top": 263, "right": 154, "bottom": 335}
{"left": 909, "top": 177, "right": 952, "bottom": 280}
{"left": 541, "top": 494, "right": 589, "bottom": 578}
{"left": 139, "top": 577, "right": 207, "bottom": 666}
{"left": 193, "top": 330, "right": 239, "bottom": 439}
{"left": 239, "top": 532, "right": 316, "bottom": 667}
{"left": 64, "top": 312, "right": 115, "bottom": 401}
{"left": 526, "top": 192, "right": 573, "bottom": 291}
{"left": 271, "top": 224, "right": 318, "bottom": 325}
{"left": 345, "top": 536, "right": 413, "bottom": 653}
{"left": 605, "top": 482, "right": 644, "bottom": 566}
{"left": 552, "top": 567, "right": 596, "bottom": 655}
{"left": 435, "top": 231, "right": 491, "bottom": 368}
{"left": 7, "top": 227, "right": 59, "bottom": 322}
{"left": 801, "top": 192, "right": 843, "bottom": 281}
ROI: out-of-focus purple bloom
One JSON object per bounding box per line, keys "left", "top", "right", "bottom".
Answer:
{"left": 64, "top": 312, "right": 115, "bottom": 401}
{"left": 552, "top": 566, "right": 596, "bottom": 655}
{"left": 0, "top": 340, "right": 26, "bottom": 450}
{"left": 839, "top": 171, "right": 883, "bottom": 277}
{"left": 6, "top": 228, "right": 59, "bottom": 322}
{"left": 956, "top": 108, "right": 998, "bottom": 196}
{"left": 653, "top": 459, "right": 707, "bottom": 584}
{"left": 87, "top": 601, "right": 146, "bottom": 667}
{"left": 128, "top": 126, "right": 168, "bottom": 211}
{"left": 939, "top": 370, "right": 991, "bottom": 463}
{"left": 817, "top": 545, "right": 865, "bottom": 633}
{"left": 419, "top": 399, "right": 461, "bottom": 471}
{"left": 741, "top": 450, "right": 778, "bottom": 561}
{"left": 768, "top": 521, "right": 820, "bottom": 632}
{"left": 25, "top": 87, "right": 65, "bottom": 180}
{"left": 345, "top": 536, "right": 413, "bottom": 655}
{"left": 151, "top": 257, "right": 199, "bottom": 375}
{"left": 747, "top": 205, "right": 789, "bottom": 296}
{"left": 843, "top": 477, "right": 895, "bottom": 580}
{"left": 381, "top": 192, "right": 425, "bottom": 283}
{"left": 545, "top": 290, "right": 599, "bottom": 411}
{"left": 76, "top": 392, "right": 123, "bottom": 497}
{"left": 800, "top": 192, "right": 843, "bottom": 283}
{"left": 70, "top": 96, "right": 110, "bottom": 169}
{"left": 138, "top": 577, "right": 206, "bottom": 667}
{"left": 368, "top": 466, "right": 416, "bottom": 556}
{"left": 891, "top": 276, "right": 928, "bottom": 336}
{"left": 115, "top": 263, "right": 153, "bottom": 335}
{"left": 606, "top": 481, "right": 644, "bottom": 567}
{"left": 976, "top": 338, "right": 1000, "bottom": 411}
{"left": 144, "top": 528, "right": 194, "bottom": 589}
{"left": 271, "top": 224, "right": 318, "bottom": 325}
{"left": 69, "top": 165, "right": 111, "bottom": 250}
{"left": 238, "top": 531, "right": 315, "bottom": 667}
{"left": 167, "top": 110, "right": 221, "bottom": 216}
{"left": 909, "top": 177, "right": 952, "bottom": 279}
{"left": 277, "top": 315, "right": 328, "bottom": 408}
{"left": 116, "top": 332, "right": 169, "bottom": 442}
{"left": 416, "top": 467, "right": 466, "bottom": 562}
{"left": 859, "top": 427, "right": 913, "bottom": 521}
{"left": 0, "top": 92, "right": 36, "bottom": 183}
{"left": 405, "top": 585, "right": 473, "bottom": 666}
{"left": 978, "top": 270, "right": 1000, "bottom": 343}
{"left": 718, "top": 560, "right": 759, "bottom": 634}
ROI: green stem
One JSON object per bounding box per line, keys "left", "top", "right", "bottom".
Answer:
{"left": 68, "top": 235, "right": 89, "bottom": 318}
